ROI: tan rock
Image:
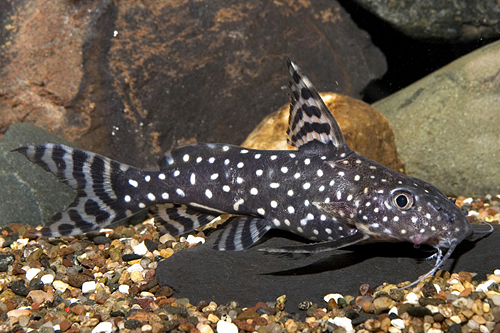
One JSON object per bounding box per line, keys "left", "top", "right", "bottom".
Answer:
{"left": 241, "top": 93, "right": 404, "bottom": 173}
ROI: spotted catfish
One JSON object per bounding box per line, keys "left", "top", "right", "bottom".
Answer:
{"left": 14, "top": 60, "right": 475, "bottom": 287}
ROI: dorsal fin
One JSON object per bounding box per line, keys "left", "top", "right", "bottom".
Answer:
{"left": 286, "top": 59, "right": 348, "bottom": 152}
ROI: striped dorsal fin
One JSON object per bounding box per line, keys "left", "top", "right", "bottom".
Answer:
{"left": 286, "top": 59, "right": 349, "bottom": 153}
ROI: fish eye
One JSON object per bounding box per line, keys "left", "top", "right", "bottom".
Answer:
{"left": 391, "top": 191, "right": 414, "bottom": 210}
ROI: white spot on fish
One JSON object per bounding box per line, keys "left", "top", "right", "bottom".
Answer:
{"left": 338, "top": 171, "right": 345, "bottom": 176}
{"left": 240, "top": 149, "right": 249, "bottom": 154}
{"left": 196, "top": 157, "right": 202, "bottom": 163}
{"left": 289, "top": 153, "right": 296, "bottom": 158}
{"left": 190, "top": 173, "right": 196, "bottom": 185}
{"left": 270, "top": 155, "right": 277, "bottom": 160}
{"left": 224, "top": 159, "right": 230, "bottom": 165}
{"left": 336, "top": 191, "right": 342, "bottom": 200}
{"left": 347, "top": 194, "right": 353, "bottom": 201}
{"left": 237, "top": 162, "right": 244, "bottom": 168}
{"left": 303, "top": 182, "right": 311, "bottom": 190}
{"left": 256, "top": 170, "right": 263, "bottom": 176}
{"left": 250, "top": 188, "right": 258, "bottom": 195}
{"left": 222, "top": 145, "right": 229, "bottom": 151}
{"left": 270, "top": 200, "right": 278, "bottom": 208}
{"left": 255, "top": 154, "right": 261, "bottom": 159}
{"left": 176, "top": 189, "right": 185, "bottom": 197}
{"left": 158, "top": 173, "right": 166, "bottom": 180}
{"left": 129, "top": 179, "right": 138, "bottom": 187}
{"left": 284, "top": 219, "right": 291, "bottom": 226}
{"left": 257, "top": 208, "right": 265, "bottom": 215}
{"left": 233, "top": 199, "right": 244, "bottom": 211}
{"left": 369, "top": 165, "right": 377, "bottom": 170}
{"left": 223, "top": 185, "right": 230, "bottom": 192}
{"left": 317, "top": 169, "right": 323, "bottom": 177}
{"left": 287, "top": 190, "right": 294, "bottom": 196}
{"left": 325, "top": 227, "right": 332, "bottom": 234}
{"left": 354, "top": 175, "right": 360, "bottom": 181}
{"left": 273, "top": 219, "right": 280, "bottom": 226}
{"left": 304, "top": 158, "right": 311, "bottom": 165}
{"left": 304, "top": 200, "right": 310, "bottom": 206}
{"left": 124, "top": 195, "right": 131, "bottom": 202}
{"left": 313, "top": 229, "right": 319, "bottom": 235}
{"left": 297, "top": 226, "right": 304, "bottom": 233}
{"left": 139, "top": 203, "right": 146, "bottom": 209}
{"left": 236, "top": 177, "right": 244, "bottom": 184}
{"left": 208, "top": 157, "right": 215, "bottom": 164}
{"left": 211, "top": 173, "right": 219, "bottom": 180}
{"left": 394, "top": 216, "right": 400, "bottom": 222}
{"left": 288, "top": 206, "right": 295, "bottom": 214}
{"left": 294, "top": 173, "right": 301, "bottom": 179}
{"left": 147, "top": 193, "right": 155, "bottom": 201}
{"left": 205, "top": 189, "right": 212, "bottom": 199}
{"left": 174, "top": 170, "right": 180, "bottom": 177}
{"left": 319, "top": 185, "right": 325, "bottom": 192}
{"left": 162, "top": 192, "right": 169, "bottom": 200}
{"left": 270, "top": 183, "right": 280, "bottom": 188}
{"left": 281, "top": 166, "right": 288, "bottom": 174}
{"left": 183, "top": 154, "right": 190, "bottom": 162}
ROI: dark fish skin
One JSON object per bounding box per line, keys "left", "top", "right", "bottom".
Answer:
{"left": 13, "top": 59, "right": 477, "bottom": 287}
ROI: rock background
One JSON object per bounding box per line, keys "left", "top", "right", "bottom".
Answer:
{"left": 348, "top": 0, "right": 500, "bottom": 42}
{"left": 374, "top": 41, "right": 500, "bottom": 197}
{"left": 0, "top": 0, "right": 386, "bottom": 169}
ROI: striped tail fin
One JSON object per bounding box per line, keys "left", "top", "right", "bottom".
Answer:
{"left": 13, "top": 144, "right": 147, "bottom": 237}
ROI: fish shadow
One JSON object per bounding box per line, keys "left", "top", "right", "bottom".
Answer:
{"left": 259, "top": 233, "right": 482, "bottom": 277}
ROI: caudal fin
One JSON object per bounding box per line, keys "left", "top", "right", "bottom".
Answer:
{"left": 13, "top": 144, "right": 146, "bottom": 237}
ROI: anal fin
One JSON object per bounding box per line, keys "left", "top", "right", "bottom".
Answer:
{"left": 214, "top": 216, "right": 271, "bottom": 251}
{"left": 154, "top": 204, "right": 218, "bottom": 236}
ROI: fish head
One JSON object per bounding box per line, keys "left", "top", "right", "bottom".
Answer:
{"left": 353, "top": 170, "right": 472, "bottom": 249}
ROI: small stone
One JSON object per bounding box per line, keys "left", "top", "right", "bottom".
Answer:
{"left": 186, "top": 234, "right": 205, "bottom": 245}
{"left": 422, "top": 282, "right": 438, "bottom": 297}
{"left": 405, "top": 292, "right": 419, "bottom": 304}
{"left": 7, "top": 309, "right": 32, "bottom": 324}
{"left": 53, "top": 280, "right": 69, "bottom": 293}
{"left": 216, "top": 320, "right": 238, "bottom": 333}
{"left": 391, "top": 319, "right": 405, "bottom": 329}
{"left": 373, "top": 296, "right": 394, "bottom": 310}
{"left": 67, "top": 273, "right": 93, "bottom": 288}
{"left": 364, "top": 318, "right": 381, "bottom": 331}
{"left": 197, "top": 323, "right": 214, "bottom": 333}
{"left": 81, "top": 281, "right": 96, "bottom": 293}
{"left": 10, "top": 280, "right": 29, "bottom": 296}
{"left": 25, "top": 268, "right": 41, "bottom": 281}
{"left": 91, "top": 321, "right": 113, "bottom": 333}
{"left": 92, "top": 236, "right": 111, "bottom": 245}
{"left": 472, "top": 315, "right": 486, "bottom": 325}
{"left": 28, "top": 290, "right": 53, "bottom": 303}
{"left": 330, "top": 317, "right": 353, "bottom": 332}
{"left": 406, "top": 306, "right": 432, "bottom": 317}
{"left": 207, "top": 314, "right": 219, "bottom": 323}
{"left": 118, "top": 284, "right": 130, "bottom": 294}
{"left": 448, "top": 323, "right": 462, "bottom": 333}
{"left": 124, "top": 319, "right": 143, "bottom": 329}
{"left": 130, "top": 270, "right": 144, "bottom": 283}
{"left": 450, "top": 315, "right": 463, "bottom": 324}
{"left": 133, "top": 241, "right": 149, "bottom": 256}
{"left": 40, "top": 274, "right": 54, "bottom": 285}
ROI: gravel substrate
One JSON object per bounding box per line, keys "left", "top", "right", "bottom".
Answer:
{"left": 0, "top": 195, "right": 499, "bottom": 333}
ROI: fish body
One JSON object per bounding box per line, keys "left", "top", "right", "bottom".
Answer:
{"left": 14, "top": 60, "right": 474, "bottom": 286}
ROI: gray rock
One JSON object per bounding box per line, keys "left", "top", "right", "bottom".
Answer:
{"left": 156, "top": 226, "right": 500, "bottom": 310}
{"left": 351, "top": 0, "right": 500, "bottom": 41}
{"left": 0, "top": 0, "right": 386, "bottom": 169}
{"left": 373, "top": 40, "right": 500, "bottom": 197}
{"left": 0, "top": 123, "right": 75, "bottom": 228}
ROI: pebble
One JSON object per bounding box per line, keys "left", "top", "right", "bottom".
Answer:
{"left": 53, "top": 280, "right": 69, "bottom": 293}
{"left": 81, "top": 281, "right": 96, "bottom": 293}
{"left": 10, "top": 280, "right": 29, "bottom": 296}
{"left": 40, "top": 273, "right": 54, "bottom": 285}
{"left": 391, "top": 319, "right": 405, "bottom": 329}
{"left": 133, "top": 241, "right": 149, "bottom": 256}
{"left": 186, "top": 234, "right": 205, "bottom": 245}
{"left": 92, "top": 321, "right": 114, "bottom": 333}
{"left": 216, "top": 320, "right": 238, "bottom": 333}
{"left": 25, "top": 267, "right": 41, "bottom": 281}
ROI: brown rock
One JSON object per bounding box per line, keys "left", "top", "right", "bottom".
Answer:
{"left": 67, "top": 274, "right": 93, "bottom": 288}
{"left": 241, "top": 93, "right": 404, "bottom": 172}
{"left": 1, "top": 0, "right": 386, "bottom": 169}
